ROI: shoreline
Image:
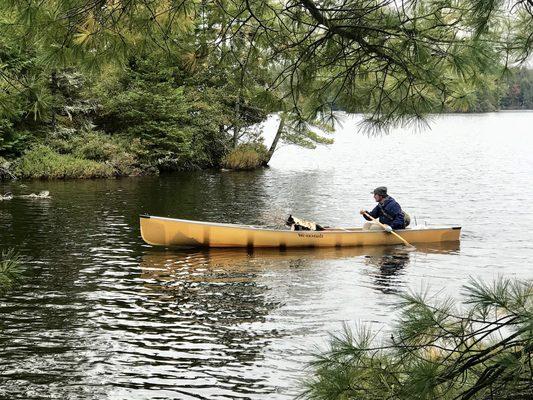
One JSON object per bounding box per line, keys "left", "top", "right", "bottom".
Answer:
{"left": 2, "top": 110, "right": 532, "bottom": 183}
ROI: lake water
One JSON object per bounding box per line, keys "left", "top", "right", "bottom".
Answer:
{"left": 1, "top": 112, "right": 532, "bottom": 399}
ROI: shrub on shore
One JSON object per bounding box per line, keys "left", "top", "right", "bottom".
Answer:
{"left": 0, "top": 157, "right": 16, "bottom": 180}
{"left": 0, "top": 248, "right": 23, "bottom": 293}
{"left": 303, "top": 278, "right": 533, "bottom": 400}
{"left": 69, "top": 132, "right": 142, "bottom": 176}
{"left": 14, "top": 145, "right": 115, "bottom": 179}
{"left": 12, "top": 131, "right": 144, "bottom": 179}
{"left": 222, "top": 143, "right": 267, "bottom": 170}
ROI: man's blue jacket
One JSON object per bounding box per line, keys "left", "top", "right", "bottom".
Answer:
{"left": 364, "top": 196, "right": 405, "bottom": 229}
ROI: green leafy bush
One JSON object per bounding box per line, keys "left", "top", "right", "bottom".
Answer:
{"left": 75, "top": 137, "right": 116, "bottom": 161}
{"left": 15, "top": 145, "right": 114, "bottom": 179}
{"left": 49, "top": 132, "right": 142, "bottom": 176}
{"left": 0, "top": 156, "right": 15, "bottom": 180}
{"left": 0, "top": 119, "right": 32, "bottom": 157}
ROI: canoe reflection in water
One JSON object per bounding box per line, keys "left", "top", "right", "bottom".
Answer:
{"left": 140, "top": 242, "right": 460, "bottom": 296}
{"left": 136, "top": 243, "right": 460, "bottom": 396}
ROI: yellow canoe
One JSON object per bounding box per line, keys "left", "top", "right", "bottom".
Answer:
{"left": 140, "top": 215, "right": 461, "bottom": 248}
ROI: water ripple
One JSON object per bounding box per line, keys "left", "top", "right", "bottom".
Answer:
{"left": 1, "top": 113, "right": 533, "bottom": 399}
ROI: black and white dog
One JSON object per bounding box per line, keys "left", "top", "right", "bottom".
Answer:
{"left": 285, "top": 215, "right": 325, "bottom": 231}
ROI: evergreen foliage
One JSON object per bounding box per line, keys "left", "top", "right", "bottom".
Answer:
{"left": 95, "top": 56, "right": 246, "bottom": 170}
{"left": 0, "top": 248, "right": 23, "bottom": 293}
{"left": 13, "top": 0, "right": 520, "bottom": 127}
{"left": 303, "top": 277, "right": 533, "bottom": 400}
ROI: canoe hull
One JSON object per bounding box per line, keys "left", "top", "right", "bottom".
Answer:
{"left": 140, "top": 215, "right": 461, "bottom": 248}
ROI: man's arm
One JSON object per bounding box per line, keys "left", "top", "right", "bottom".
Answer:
{"left": 361, "top": 205, "right": 380, "bottom": 221}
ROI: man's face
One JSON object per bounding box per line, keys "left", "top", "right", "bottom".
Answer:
{"left": 374, "top": 193, "right": 382, "bottom": 202}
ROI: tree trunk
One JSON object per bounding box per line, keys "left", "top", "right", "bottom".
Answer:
{"left": 50, "top": 69, "right": 57, "bottom": 131}
{"left": 233, "top": 98, "right": 240, "bottom": 148}
{"left": 262, "top": 114, "right": 285, "bottom": 166}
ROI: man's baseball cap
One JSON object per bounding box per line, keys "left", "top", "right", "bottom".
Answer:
{"left": 372, "top": 186, "right": 388, "bottom": 196}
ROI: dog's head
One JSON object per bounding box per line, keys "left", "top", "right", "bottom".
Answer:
{"left": 285, "top": 214, "right": 295, "bottom": 227}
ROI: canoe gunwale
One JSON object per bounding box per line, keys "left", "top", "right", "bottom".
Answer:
{"left": 140, "top": 214, "right": 461, "bottom": 234}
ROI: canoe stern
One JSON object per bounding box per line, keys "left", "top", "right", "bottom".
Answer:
{"left": 140, "top": 215, "right": 201, "bottom": 247}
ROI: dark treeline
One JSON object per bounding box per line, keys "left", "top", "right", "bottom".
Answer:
{"left": 460, "top": 68, "right": 533, "bottom": 113}
{"left": 499, "top": 68, "right": 533, "bottom": 110}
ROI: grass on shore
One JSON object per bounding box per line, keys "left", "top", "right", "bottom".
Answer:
{"left": 6, "top": 132, "right": 268, "bottom": 180}
{"left": 14, "top": 145, "right": 115, "bottom": 179}
{"left": 13, "top": 132, "right": 143, "bottom": 179}
{"left": 222, "top": 143, "right": 267, "bottom": 170}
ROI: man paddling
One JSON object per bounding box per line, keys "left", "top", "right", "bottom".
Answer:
{"left": 360, "top": 187, "right": 406, "bottom": 232}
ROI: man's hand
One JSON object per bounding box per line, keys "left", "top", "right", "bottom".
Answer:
{"left": 359, "top": 209, "right": 367, "bottom": 215}
{"left": 384, "top": 225, "right": 393, "bottom": 233}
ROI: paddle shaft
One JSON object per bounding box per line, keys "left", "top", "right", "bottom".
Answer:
{"left": 363, "top": 211, "right": 413, "bottom": 247}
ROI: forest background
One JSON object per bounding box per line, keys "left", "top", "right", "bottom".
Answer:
{"left": 1, "top": 1, "right": 532, "bottom": 179}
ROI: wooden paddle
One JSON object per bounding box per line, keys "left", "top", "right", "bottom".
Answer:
{"left": 362, "top": 211, "right": 414, "bottom": 248}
